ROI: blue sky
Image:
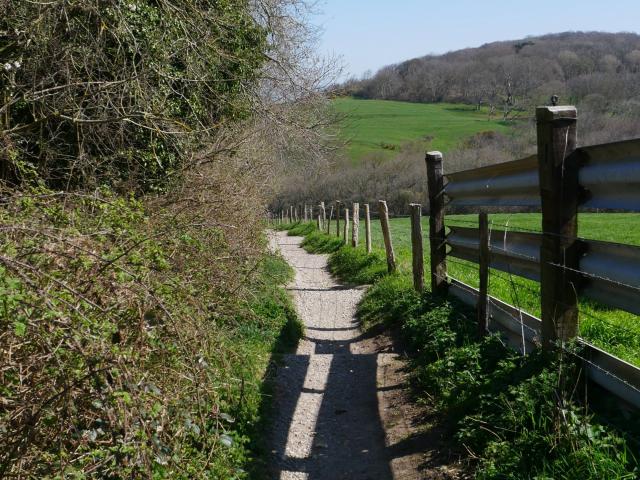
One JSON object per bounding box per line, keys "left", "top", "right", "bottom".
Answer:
{"left": 315, "top": 0, "right": 640, "bottom": 78}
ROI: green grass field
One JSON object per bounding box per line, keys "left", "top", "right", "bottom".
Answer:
{"left": 332, "top": 97, "right": 511, "bottom": 162}
{"left": 331, "top": 212, "right": 640, "bottom": 365}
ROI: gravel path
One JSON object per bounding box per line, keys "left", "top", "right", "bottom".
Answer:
{"left": 267, "top": 232, "right": 440, "bottom": 480}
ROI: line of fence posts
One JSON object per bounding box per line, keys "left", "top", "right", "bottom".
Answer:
{"left": 274, "top": 108, "right": 617, "bottom": 363}
{"left": 286, "top": 199, "right": 375, "bottom": 256}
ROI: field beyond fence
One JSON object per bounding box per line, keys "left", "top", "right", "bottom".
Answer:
{"left": 271, "top": 105, "right": 640, "bottom": 411}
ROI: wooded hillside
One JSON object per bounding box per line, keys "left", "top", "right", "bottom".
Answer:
{"left": 340, "top": 32, "right": 640, "bottom": 119}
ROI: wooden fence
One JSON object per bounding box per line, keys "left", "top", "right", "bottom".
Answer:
{"left": 269, "top": 106, "right": 640, "bottom": 409}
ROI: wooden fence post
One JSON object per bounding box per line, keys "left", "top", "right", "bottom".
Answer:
{"left": 410, "top": 203, "right": 424, "bottom": 292}
{"left": 378, "top": 200, "right": 396, "bottom": 273}
{"left": 351, "top": 202, "right": 359, "bottom": 247}
{"left": 304, "top": 204, "right": 307, "bottom": 222}
{"left": 317, "top": 214, "right": 321, "bottom": 229}
{"left": 336, "top": 201, "right": 341, "bottom": 238}
{"left": 364, "top": 203, "right": 372, "bottom": 253}
{"left": 537, "top": 106, "right": 579, "bottom": 349}
{"left": 343, "top": 208, "right": 350, "bottom": 245}
{"left": 321, "top": 201, "right": 326, "bottom": 230}
{"left": 327, "top": 205, "right": 333, "bottom": 234}
{"left": 426, "top": 151, "right": 448, "bottom": 295}
{"left": 478, "top": 212, "right": 489, "bottom": 335}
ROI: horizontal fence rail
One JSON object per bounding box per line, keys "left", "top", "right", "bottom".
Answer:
{"left": 447, "top": 226, "right": 640, "bottom": 317}
{"left": 445, "top": 139, "right": 640, "bottom": 212}
{"left": 579, "top": 138, "right": 640, "bottom": 211}
{"left": 581, "top": 240, "right": 640, "bottom": 316}
{"left": 447, "top": 226, "right": 541, "bottom": 281}
{"left": 445, "top": 155, "right": 539, "bottom": 208}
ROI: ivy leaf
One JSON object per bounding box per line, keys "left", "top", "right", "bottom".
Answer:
{"left": 220, "top": 434, "right": 233, "bottom": 447}
{"left": 219, "top": 413, "right": 235, "bottom": 423}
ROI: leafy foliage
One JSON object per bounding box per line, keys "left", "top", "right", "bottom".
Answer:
{"left": 0, "top": 187, "right": 301, "bottom": 478}
{"left": 364, "top": 280, "right": 639, "bottom": 479}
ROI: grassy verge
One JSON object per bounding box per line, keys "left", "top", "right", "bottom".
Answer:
{"left": 344, "top": 212, "right": 640, "bottom": 366}
{"left": 279, "top": 220, "right": 639, "bottom": 479}
{"left": 278, "top": 222, "right": 387, "bottom": 284}
{"left": 243, "top": 254, "right": 304, "bottom": 478}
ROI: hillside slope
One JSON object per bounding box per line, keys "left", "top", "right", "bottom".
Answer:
{"left": 333, "top": 98, "right": 511, "bottom": 162}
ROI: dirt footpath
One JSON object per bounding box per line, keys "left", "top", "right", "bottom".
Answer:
{"left": 267, "top": 232, "right": 465, "bottom": 480}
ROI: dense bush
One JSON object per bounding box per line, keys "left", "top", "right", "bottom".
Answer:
{"left": 0, "top": 0, "right": 333, "bottom": 477}
{"left": 0, "top": 0, "right": 265, "bottom": 190}
{"left": 0, "top": 183, "right": 302, "bottom": 477}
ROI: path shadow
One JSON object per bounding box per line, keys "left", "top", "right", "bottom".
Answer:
{"left": 269, "top": 331, "right": 394, "bottom": 480}
{"left": 269, "top": 330, "right": 453, "bottom": 480}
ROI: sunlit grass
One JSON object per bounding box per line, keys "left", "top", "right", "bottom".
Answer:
{"left": 332, "top": 97, "right": 511, "bottom": 162}
{"left": 349, "top": 213, "right": 640, "bottom": 365}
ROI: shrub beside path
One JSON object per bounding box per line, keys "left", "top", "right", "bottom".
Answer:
{"left": 267, "top": 232, "right": 463, "bottom": 480}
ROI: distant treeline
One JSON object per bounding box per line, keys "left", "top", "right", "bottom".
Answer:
{"left": 335, "top": 32, "right": 640, "bottom": 118}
